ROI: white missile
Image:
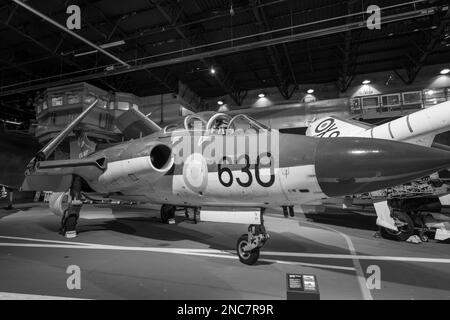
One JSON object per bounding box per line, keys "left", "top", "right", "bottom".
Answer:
{"left": 307, "top": 101, "right": 450, "bottom": 147}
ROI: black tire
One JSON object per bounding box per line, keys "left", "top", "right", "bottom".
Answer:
{"left": 62, "top": 215, "right": 78, "bottom": 233}
{"left": 160, "top": 205, "right": 176, "bottom": 224}
{"left": 379, "top": 210, "right": 414, "bottom": 241}
{"left": 236, "top": 234, "right": 260, "bottom": 265}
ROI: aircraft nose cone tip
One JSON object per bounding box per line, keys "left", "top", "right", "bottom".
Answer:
{"left": 315, "top": 138, "right": 450, "bottom": 197}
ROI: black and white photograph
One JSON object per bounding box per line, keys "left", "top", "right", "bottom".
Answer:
{"left": 0, "top": 0, "right": 449, "bottom": 307}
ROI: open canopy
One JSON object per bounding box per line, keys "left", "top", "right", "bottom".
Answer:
{"left": 163, "top": 112, "right": 269, "bottom": 135}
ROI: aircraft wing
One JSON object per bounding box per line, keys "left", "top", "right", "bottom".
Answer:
{"left": 21, "top": 157, "right": 106, "bottom": 192}
{"left": 306, "top": 116, "right": 373, "bottom": 138}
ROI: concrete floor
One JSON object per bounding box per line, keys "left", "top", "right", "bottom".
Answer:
{"left": 0, "top": 203, "right": 449, "bottom": 300}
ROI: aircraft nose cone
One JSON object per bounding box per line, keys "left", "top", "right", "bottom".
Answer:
{"left": 315, "top": 138, "right": 450, "bottom": 197}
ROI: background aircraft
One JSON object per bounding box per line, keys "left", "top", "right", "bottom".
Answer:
{"left": 305, "top": 101, "right": 450, "bottom": 242}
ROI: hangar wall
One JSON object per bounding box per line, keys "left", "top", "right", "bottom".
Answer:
{"left": 131, "top": 62, "right": 450, "bottom": 130}
{"left": 199, "top": 63, "right": 450, "bottom": 120}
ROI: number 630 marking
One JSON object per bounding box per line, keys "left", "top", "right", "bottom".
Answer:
{"left": 218, "top": 153, "right": 275, "bottom": 188}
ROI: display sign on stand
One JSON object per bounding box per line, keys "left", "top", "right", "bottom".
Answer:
{"left": 286, "top": 274, "right": 320, "bottom": 300}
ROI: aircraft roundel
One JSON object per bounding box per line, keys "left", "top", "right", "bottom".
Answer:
{"left": 183, "top": 153, "right": 208, "bottom": 194}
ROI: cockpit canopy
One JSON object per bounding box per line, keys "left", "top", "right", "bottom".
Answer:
{"left": 164, "top": 111, "right": 269, "bottom": 135}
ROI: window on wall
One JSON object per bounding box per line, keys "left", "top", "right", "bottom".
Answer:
{"left": 117, "top": 101, "right": 130, "bottom": 110}
{"left": 67, "top": 94, "right": 80, "bottom": 104}
{"left": 99, "top": 96, "right": 108, "bottom": 108}
{"left": 423, "top": 88, "right": 446, "bottom": 106}
{"left": 361, "top": 96, "right": 380, "bottom": 109}
{"left": 84, "top": 93, "right": 96, "bottom": 104}
{"left": 51, "top": 96, "right": 63, "bottom": 107}
{"left": 402, "top": 91, "right": 422, "bottom": 105}
{"left": 350, "top": 98, "right": 361, "bottom": 113}
{"left": 381, "top": 94, "right": 401, "bottom": 107}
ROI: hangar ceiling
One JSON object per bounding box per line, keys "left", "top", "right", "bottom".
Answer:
{"left": 0, "top": 0, "right": 449, "bottom": 120}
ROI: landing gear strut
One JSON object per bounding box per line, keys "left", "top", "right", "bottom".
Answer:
{"left": 236, "top": 212, "right": 269, "bottom": 265}
{"left": 60, "top": 176, "right": 83, "bottom": 239}
{"left": 379, "top": 210, "right": 415, "bottom": 241}
{"left": 160, "top": 204, "right": 176, "bottom": 224}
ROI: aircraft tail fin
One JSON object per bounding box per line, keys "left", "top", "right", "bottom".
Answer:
{"left": 115, "top": 108, "right": 161, "bottom": 140}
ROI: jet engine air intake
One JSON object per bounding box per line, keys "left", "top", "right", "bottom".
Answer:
{"left": 98, "top": 144, "right": 173, "bottom": 191}
{"left": 150, "top": 144, "right": 172, "bottom": 171}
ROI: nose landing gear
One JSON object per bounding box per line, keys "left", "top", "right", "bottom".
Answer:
{"left": 236, "top": 213, "right": 270, "bottom": 265}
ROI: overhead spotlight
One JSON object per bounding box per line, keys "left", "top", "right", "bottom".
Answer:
{"left": 258, "top": 93, "right": 266, "bottom": 98}
{"left": 362, "top": 80, "right": 371, "bottom": 85}
{"left": 440, "top": 68, "right": 450, "bottom": 75}
{"left": 210, "top": 67, "right": 216, "bottom": 75}
{"left": 307, "top": 89, "right": 314, "bottom": 94}
{"left": 426, "top": 90, "right": 434, "bottom": 96}
{"left": 217, "top": 100, "right": 224, "bottom": 106}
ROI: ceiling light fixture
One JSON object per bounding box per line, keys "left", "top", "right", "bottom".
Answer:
{"left": 440, "top": 68, "right": 450, "bottom": 75}
{"left": 362, "top": 80, "right": 371, "bottom": 85}
{"left": 307, "top": 89, "right": 314, "bottom": 94}
{"left": 258, "top": 93, "right": 266, "bottom": 98}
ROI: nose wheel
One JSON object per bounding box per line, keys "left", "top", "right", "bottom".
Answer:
{"left": 236, "top": 223, "right": 269, "bottom": 265}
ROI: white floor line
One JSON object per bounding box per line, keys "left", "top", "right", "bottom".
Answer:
{"left": 262, "top": 251, "right": 450, "bottom": 264}
{"left": 2, "top": 237, "right": 449, "bottom": 264}
{"left": 0, "top": 235, "right": 102, "bottom": 247}
{"left": 0, "top": 242, "right": 356, "bottom": 271}
{"left": 0, "top": 242, "right": 229, "bottom": 254}
{"left": 259, "top": 258, "right": 355, "bottom": 271}
{"left": 0, "top": 235, "right": 230, "bottom": 254}
{"left": 300, "top": 222, "right": 373, "bottom": 300}
{"left": 0, "top": 292, "right": 86, "bottom": 300}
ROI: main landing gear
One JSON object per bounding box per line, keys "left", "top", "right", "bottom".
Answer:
{"left": 236, "top": 212, "right": 270, "bottom": 265}
{"left": 60, "top": 176, "right": 83, "bottom": 239}
{"left": 160, "top": 204, "right": 270, "bottom": 265}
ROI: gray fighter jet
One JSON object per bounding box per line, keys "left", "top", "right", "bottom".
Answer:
{"left": 22, "top": 101, "right": 450, "bottom": 264}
